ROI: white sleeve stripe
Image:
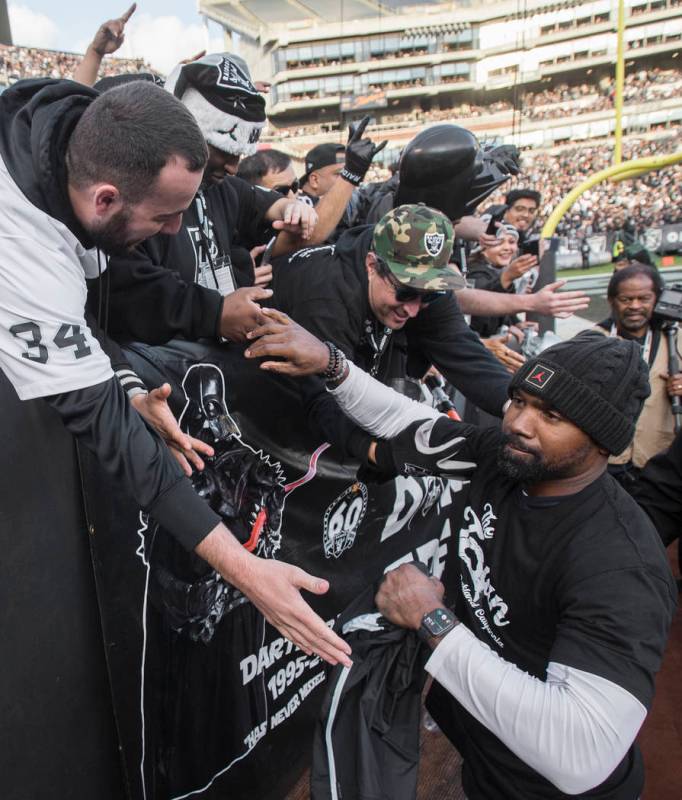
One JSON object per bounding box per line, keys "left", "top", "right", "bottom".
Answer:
{"left": 426, "top": 625, "right": 647, "bottom": 795}
{"left": 118, "top": 376, "right": 144, "bottom": 388}
{"left": 115, "top": 369, "right": 139, "bottom": 379}
{"left": 327, "top": 361, "right": 439, "bottom": 438}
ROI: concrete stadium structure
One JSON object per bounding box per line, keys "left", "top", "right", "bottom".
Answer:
{"left": 199, "top": 0, "right": 682, "bottom": 158}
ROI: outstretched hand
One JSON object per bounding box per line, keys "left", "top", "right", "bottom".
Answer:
{"left": 530, "top": 280, "right": 590, "bottom": 318}
{"left": 195, "top": 525, "right": 353, "bottom": 667}
{"left": 130, "top": 383, "right": 214, "bottom": 475}
{"left": 244, "top": 558, "right": 352, "bottom": 665}
{"left": 482, "top": 335, "right": 526, "bottom": 374}
{"left": 271, "top": 201, "right": 318, "bottom": 240}
{"left": 244, "top": 308, "right": 330, "bottom": 376}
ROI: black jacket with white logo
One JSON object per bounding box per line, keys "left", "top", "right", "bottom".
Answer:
{"left": 311, "top": 586, "right": 429, "bottom": 800}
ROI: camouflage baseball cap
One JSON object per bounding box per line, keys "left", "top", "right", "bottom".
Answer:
{"left": 372, "top": 204, "right": 464, "bottom": 291}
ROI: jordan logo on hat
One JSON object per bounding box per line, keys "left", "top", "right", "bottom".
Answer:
{"left": 525, "top": 364, "right": 555, "bottom": 389}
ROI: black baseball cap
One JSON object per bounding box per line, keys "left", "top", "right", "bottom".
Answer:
{"left": 303, "top": 143, "right": 345, "bottom": 181}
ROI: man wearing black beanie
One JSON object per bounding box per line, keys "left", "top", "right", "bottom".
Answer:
{"left": 254, "top": 323, "right": 678, "bottom": 800}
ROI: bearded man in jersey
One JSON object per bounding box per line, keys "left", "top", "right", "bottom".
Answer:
{"left": 246, "top": 315, "right": 676, "bottom": 799}
{"left": 0, "top": 78, "right": 350, "bottom": 668}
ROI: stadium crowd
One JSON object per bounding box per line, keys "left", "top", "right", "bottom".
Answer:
{"left": 488, "top": 131, "right": 682, "bottom": 238}
{"left": 0, "top": 42, "right": 153, "bottom": 85}
{"left": 0, "top": 7, "right": 680, "bottom": 799}
{"left": 262, "top": 65, "right": 682, "bottom": 137}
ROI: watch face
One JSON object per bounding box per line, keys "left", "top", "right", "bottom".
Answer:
{"left": 421, "top": 607, "right": 456, "bottom": 638}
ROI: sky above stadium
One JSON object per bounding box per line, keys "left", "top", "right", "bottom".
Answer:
{"left": 8, "top": 2, "right": 225, "bottom": 73}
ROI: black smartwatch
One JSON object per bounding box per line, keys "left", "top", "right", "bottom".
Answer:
{"left": 418, "top": 607, "right": 458, "bottom": 643}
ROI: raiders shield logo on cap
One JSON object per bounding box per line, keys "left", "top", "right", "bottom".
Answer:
{"left": 525, "top": 364, "right": 555, "bottom": 390}
{"left": 424, "top": 232, "right": 445, "bottom": 258}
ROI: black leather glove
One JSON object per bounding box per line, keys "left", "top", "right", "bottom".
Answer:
{"left": 340, "top": 115, "right": 388, "bottom": 186}
{"left": 373, "top": 416, "right": 477, "bottom": 479}
{"left": 464, "top": 145, "right": 521, "bottom": 216}
{"left": 484, "top": 144, "right": 521, "bottom": 176}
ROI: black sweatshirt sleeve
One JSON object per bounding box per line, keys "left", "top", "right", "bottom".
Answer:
{"left": 84, "top": 309, "right": 147, "bottom": 395}
{"left": 46, "top": 377, "right": 221, "bottom": 551}
{"left": 89, "top": 246, "right": 223, "bottom": 345}
{"left": 406, "top": 292, "right": 511, "bottom": 417}
{"left": 233, "top": 178, "right": 280, "bottom": 234}
{"left": 633, "top": 430, "right": 682, "bottom": 547}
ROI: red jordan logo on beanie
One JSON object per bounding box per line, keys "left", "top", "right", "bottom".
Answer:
{"left": 524, "top": 364, "right": 555, "bottom": 390}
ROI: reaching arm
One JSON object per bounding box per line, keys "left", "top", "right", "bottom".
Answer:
{"left": 456, "top": 280, "right": 590, "bottom": 319}
{"left": 73, "top": 4, "right": 136, "bottom": 86}
{"left": 270, "top": 116, "right": 386, "bottom": 256}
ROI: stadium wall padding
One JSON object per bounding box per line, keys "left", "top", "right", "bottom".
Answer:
{"left": 1, "top": 340, "right": 459, "bottom": 800}
{"left": 0, "top": 371, "right": 126, "bottom": 800}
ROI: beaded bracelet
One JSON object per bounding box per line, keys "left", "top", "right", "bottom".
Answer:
{"left": 322, "top": 341, "right": 347, "bottom": 382}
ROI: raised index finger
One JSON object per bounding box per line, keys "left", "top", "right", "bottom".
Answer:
{"left": 119, "top": 3, "right": 136, "bottom": 23}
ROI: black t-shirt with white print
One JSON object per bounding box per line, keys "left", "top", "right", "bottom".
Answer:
{"left": 407, "top": 422, "right": 677, "bottom": 800}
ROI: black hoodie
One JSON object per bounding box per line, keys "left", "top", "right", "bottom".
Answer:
{"left": 0, "top": 78, "right": 220, "bottom": 550}
{"left": 266, "top": 227, "right": 510, "bottom": 459}
{"left": 91, "top": 175, "right": 280, "bottom": 346}
{"left": 270, "top": 226, "right": 510, "bottom": 422}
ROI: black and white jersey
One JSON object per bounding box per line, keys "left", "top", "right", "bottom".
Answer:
{"left": 0, "top": 155, "right": 112, "bottom": 399}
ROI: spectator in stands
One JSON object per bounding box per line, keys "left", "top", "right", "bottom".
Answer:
{"left": 492, "top": 131, "right": 682, "bottom": 241}
{"left": 95, "top": 53, "right": 321, "bottom": 343}
{"left": 594, "top": 263, "right": 682, "bottom": 488}
{"left": 0, "top": 76, "right": 350, "bottom": 667}
{"left": 244, "top": 205, "right": 590, "bottom": 458}
{"left": 298, "top": 143, "right": 346, "bottom": 207}
{"left": 237, "top": 150, "right": 299, "bottom": 198}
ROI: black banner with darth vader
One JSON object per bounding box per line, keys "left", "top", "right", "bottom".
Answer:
{"left": 80, "top": 339, "right": 461, "bottom": 800}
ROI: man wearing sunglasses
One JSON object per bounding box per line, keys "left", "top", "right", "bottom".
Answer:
{"left": 237, "top": 150, "right": 300, "bottom": 199}
{"left": 246, "top": 205, "right": 513, "bottom": 458}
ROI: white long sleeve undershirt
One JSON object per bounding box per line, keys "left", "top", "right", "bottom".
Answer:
{"left": 426, "top": 625, "right": 646, "bottom": 795}
{"left": 328, "top": 361, "right": 440, "bottom": 438}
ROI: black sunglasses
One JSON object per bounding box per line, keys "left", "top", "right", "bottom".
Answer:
{"left": 376, "top": 257, "right": 447, "bottom": 305}
{"left": 272, "top": 179, "right": 300, "bottom": 196}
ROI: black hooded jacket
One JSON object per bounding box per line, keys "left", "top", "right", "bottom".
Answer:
{"left": 310, "top": 585, "right": 429, "bottom": 800}
{"left": 270, "top": 226, "right": 510, "bottom": 450}
{"left": 0, "top": 78, "right": 220, "bottom": 550}
{"left": 90, "top": 177, "right": 280, "bottom": 346}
